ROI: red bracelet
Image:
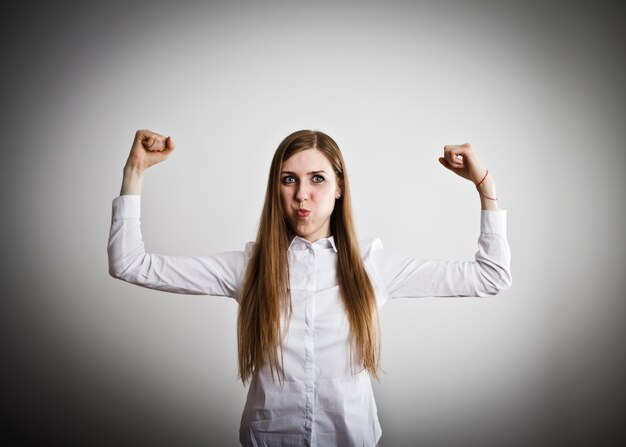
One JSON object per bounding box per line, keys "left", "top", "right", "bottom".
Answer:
{"left": 476, "top": 169, "right": 489, "bottom": 187}
{"left": 478, "top": 190, "right": 498, "bottom": 201}
{"left": 475, "top": 169, "right": 497, "bottom": 201}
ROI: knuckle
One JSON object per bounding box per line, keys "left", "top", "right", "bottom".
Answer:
{"left": 136, "top": 129, "right": 152, "bottom": 139}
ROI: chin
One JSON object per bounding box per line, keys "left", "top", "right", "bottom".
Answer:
{"left": 295, "top": 229, "right": 311, "bottom": 239}
{"left": 294, "top": 226, "right": 313, "bottom": 240}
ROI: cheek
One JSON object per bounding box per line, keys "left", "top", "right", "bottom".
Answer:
{"left": 279, "top": 188, "right": 290, "bottom": 203}
{"left": 318, "top": 194, "right": 336, "bottom": 214}
{"left": 322, "top": 185, "right": 337, "bottom": 203}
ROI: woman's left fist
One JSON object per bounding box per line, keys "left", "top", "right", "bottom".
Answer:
{"left": 438, "top": 143, "right": 486, "bottom": 184}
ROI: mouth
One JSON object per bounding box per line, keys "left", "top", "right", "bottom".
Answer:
{"left": 296, "top": 209, "right": 310, "bottom": 218}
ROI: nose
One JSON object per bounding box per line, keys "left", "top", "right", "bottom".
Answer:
{"left": 295, "top": 183, "right": 310, "bottom": 203}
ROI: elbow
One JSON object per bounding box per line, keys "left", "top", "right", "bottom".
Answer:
{"left": 107, "top": 251, "right": 149, "bottom": 284}
{"left": 108, "top": 262, "right": 124, "bottom": 280}
{"left": 493, "top": 272, "right": 513, "bottom": 295}
{"left": 109, "top": 266, "right": 120, "bottom": 280}
{"left": 107, "top": 249, "right": 122, "bottom": 279}
{"left": 107, "top": 246, "right": 139, "bottom": 281}
{"left": 478, "top": 267, "right": 512, "bottom": 296}
{"left": 108, "top": 252, "right": 131, "bottom": 281}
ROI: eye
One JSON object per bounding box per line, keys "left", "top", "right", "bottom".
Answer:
{"left": 312, "top": 175, "right": 325, "bottom": 183}
{"left": 282, "top": 175, "right": 296, "bottom": 185}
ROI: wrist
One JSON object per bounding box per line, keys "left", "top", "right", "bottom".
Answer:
{"left": 123, "top": 160, "right": 145, "bottom": 173}
{"left": 480, "top": 195, "right": 499, "bottom": 210}
{"left": 477, "top": 176, "right": 498, "bottom": 209}
{"left": 477, "top": 174, "right": 495, "bottom": 191}
{"left": 120, "top": 165, "right": 145, "bottom": 195}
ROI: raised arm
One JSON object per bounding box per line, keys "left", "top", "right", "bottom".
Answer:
{"left": 438, "top": 143, "right": 499, "bottom": 211}
{"left": 366, "top": 211, "right": 511, "bottom": 301}
{"left": 108, "top": 130, "right": 248, "bottom": 299}
{"left": 366, "top": 143, "right": 511, "bottom": 304}
{"left": 120, "top": 129, "right": 175, "bottom": 196}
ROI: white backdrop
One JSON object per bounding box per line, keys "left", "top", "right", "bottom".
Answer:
{"left": 2, "top": 0, "right": 624, "bottom": 445}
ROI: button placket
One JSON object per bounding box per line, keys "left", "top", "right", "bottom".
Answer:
{"left": 302, "top": 243, "right": 318, "bottom": 444}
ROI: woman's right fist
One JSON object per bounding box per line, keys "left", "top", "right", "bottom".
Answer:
{"left": 125, "top": 129, "right": 175, "bottom": 170}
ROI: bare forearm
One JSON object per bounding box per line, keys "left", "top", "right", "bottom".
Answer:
{"left": 120, "top": 165, "right": 145, "bottom": 195}
{"left": 118, "top": 130, "right": 175, "bottom": 196}
{"left": 477, "top": 175, "right": 499, "bottom": 211}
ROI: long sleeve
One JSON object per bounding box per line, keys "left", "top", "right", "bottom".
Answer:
{"left": 364, "top": 210, "right": 512, "bottom": 304}
{"left": 107, "top": 195, "right": 250, "bottom": 299}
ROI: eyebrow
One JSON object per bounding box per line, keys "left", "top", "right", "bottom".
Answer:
{"left": 280, "top": 170, "right": 329, "bottom": 175}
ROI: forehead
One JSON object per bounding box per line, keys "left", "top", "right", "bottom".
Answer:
{"left": 281, "top": 149, "right": 333, "bottom": 172}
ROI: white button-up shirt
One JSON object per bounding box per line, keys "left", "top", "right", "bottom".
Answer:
{"left": 108, "top": 195, "right": 512, "bottom": 446}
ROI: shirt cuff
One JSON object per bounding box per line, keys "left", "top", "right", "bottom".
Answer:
{"left": 480, "top": 209, "right": 507, "bottom": 235}
{"left": 112, "top": 195, "right": 141, "bottom": 219}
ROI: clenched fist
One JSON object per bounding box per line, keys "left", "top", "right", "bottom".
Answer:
{"left": 438, "top": 143, "right": 487, "bottom": 185}
{"left": 125, "top": 129, "right": 175, "bottom": 171}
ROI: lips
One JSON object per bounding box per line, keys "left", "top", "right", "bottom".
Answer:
{"left": 296, "top": 209, "right": 310, "bottom": 218}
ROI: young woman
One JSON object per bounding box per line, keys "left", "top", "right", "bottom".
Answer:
{"left": 108, "top": 129, "right": 511, "bottom": 446}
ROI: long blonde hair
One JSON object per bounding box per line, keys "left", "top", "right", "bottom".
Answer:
{"left": 237, "top": 130, "right": 380, "bottom": 385}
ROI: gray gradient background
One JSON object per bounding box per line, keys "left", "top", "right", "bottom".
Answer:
{"left": 2, "top": 0, "right": 624, "bottom": 445}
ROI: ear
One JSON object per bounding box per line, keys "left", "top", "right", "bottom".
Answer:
{"left": 334, "top": 174, "right": 343, "bottom": 199}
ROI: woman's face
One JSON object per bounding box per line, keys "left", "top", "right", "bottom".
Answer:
{"left": 280, "top": 148, "right": 341, "bottom": 242}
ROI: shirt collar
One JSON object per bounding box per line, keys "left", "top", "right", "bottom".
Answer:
{"left": 288, "top": 235, "right": 337, "bottom": 253}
